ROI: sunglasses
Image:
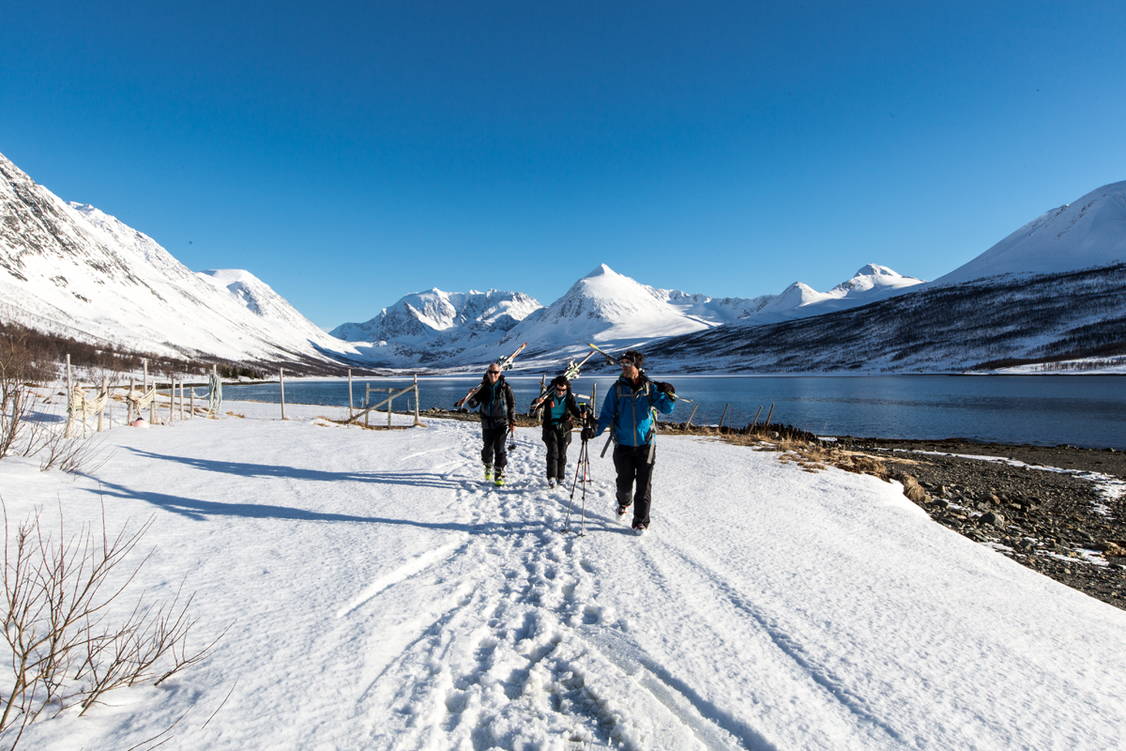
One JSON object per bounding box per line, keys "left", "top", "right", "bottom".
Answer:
{"left": 487, "top": 370, "right": 501, "bottom": 375}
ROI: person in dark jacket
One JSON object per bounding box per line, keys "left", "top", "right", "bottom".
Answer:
{"left": 467, "top": 364, "right": 516, "bottom": 485}
{"left": 530, "top": 375, "right": 585, "bottom": 487}
{"left": 584, "top": 350, "right": 675, "bottom": 531}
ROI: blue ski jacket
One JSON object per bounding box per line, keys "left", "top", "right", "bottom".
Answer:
{"left": 594, "top": 373, "right": 675, "bottom": 447}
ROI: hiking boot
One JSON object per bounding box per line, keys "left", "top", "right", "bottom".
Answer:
{"left": 548, "top": 478, "right": 556, "bottom": 488}
{"left": 484, "top": 465, "right": 493, "bottom": 481}
{"left": 616, "top": 504, "right": 629, "bottom": 517}
{"left": 631, "top": 521, "right": 648, "bottom": 534}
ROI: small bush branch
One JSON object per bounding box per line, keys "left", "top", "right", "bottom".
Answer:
{"left": 37, "top": 429, "right": 108, "bottom": 475}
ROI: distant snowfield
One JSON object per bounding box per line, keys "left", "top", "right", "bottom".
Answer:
{"left": 4, "top": 401, "right": 1124, "bottom": 750}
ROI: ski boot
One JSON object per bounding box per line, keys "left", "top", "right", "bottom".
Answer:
{"left": 484, "top": 464, "right": 494, "bottom": 482}
{"left": 494, "top": 470, "right": 506, "bottom": 487}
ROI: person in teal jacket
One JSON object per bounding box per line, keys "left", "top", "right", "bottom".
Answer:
{"left": 530, "top": 375, "right": 585, "bottom": 487}
{"left": 585, "top": 350, "right": 675, "bottom": 532}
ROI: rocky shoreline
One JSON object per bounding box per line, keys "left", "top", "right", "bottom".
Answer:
{"left": 847, "top": 437, "right": 1125, "bottom": 610}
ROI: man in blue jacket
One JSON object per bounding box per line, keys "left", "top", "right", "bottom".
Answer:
{"left": 584, "top": 350, "right": 676, "bottom": 532}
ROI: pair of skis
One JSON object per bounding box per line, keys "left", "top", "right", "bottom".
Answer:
{"left": 453, "top": 342, "right": 528, "bottom": 408}
{"left": 528, "top": 347, "right": 598, "bottom": 416}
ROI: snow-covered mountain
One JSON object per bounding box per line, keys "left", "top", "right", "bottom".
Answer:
{"left": 7, "top": 143, "right": 1120, "bottom": 374}
{"left": 492, "top": 264, "right": 770, "bottom": 362}
{"left": 751, "top": 264, "right": 924, "bottom": 323}
{"left": 333, "top": 265, "right": 771, "bottom": 368}
{"left": 332, "top": 288, "right": 541, "bottom": 343}
{"left": 647, "top": 262, "right": 1126, "bottom": 373}
{"left": 0, "top": 152, "right": 358, "bottom": 366}
{"left": 933, "top": 181, "right": 1126, "bottom": 285}
{"left": 645, "top": 181, "right": 1126, "bottom": 373}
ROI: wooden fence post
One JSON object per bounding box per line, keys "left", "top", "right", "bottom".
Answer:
{"left": 98, "top": 374, "right": 108, "bottom": 432}
{"left": 279, "top": 368, "right": 287, "bottom": 420}
{"left": 685, "top": 403, "right": 698, "bottom": 428}
{"left": 128, "top": 376, "right": 135, "bottom": 423}
{"left": 413, "top": 375, "right": 421, "bottom": 426}
{"left": 764, "top": 402, "right": 775, "bottom": 428}
{"left": 750, "top": 405, "right": 763, "bottom": 428}
{"left": 718, "top": 403, "right": 730, "bottom": 430}
{"left": 348, "top": 368, "right": 354, "bottom": 420}
{"left": 145, "top": 359, "right": 155, "bottom": 424}
{"left": 65, "top": 353, "right": 73, "bottom": 437}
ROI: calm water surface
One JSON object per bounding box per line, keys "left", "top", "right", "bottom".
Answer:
{"left": 222, "top": 375, "right": 1126, "bottom": 449}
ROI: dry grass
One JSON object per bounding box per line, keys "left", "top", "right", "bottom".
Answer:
{"left": 712, "top": 427, "right": 932, "bottom": 502}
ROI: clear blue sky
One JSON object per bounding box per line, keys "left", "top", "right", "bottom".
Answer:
{"left": 3, "top": 1, "right": 1125, "bottom": 328}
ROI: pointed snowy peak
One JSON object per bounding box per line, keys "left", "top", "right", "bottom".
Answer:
{"left": 497, "top": 265, "right": 769, "bottom": 356}
{"left": 935, "top": 181, "right": 1126, "bottom": 285}
{"left": 760, "top": 281, "right": 830, "bottom": 312}
{"left": 830, "top": 264, "right": 923, "bottom": 295}
{"left": 551, "top": 264, "right": 669, "bottom": 322}
{"left": 582, "top": 263, "right": 619, "bottom": 279}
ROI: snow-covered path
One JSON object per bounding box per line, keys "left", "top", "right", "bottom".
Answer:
{"left": 5, "top": 404, "right": 1124, "bottom": 750}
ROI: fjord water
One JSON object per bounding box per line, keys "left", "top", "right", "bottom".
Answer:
{"left": 222, "top": 375, "right": 1126, "bottom": 449}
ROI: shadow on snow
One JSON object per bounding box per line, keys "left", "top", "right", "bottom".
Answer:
{"left": 84, "top": 448, "right": 635, "bottom": 536}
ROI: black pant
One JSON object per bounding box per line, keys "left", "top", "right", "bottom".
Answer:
{"left": 613, "top": 444, "right": 655, "bottom": 525}
{"left": 543, "top": 425, "right": 571, "bottom": 481}
{"left": 481, "top": 425, "right": 508, "bottom": 471}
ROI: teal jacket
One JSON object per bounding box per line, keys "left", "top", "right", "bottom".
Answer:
{"left": 594, "top": 373, "right": 675, "bottom": 447}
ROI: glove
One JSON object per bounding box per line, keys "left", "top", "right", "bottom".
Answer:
{"left": 656, "top": 381, "right": 675, "bottom": 395}
{"left": 581, "top": 426, "right": 596, "bottom": 441}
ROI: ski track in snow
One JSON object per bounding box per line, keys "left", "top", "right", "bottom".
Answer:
{"left": 352, "top": 427, "right": 738, "bottom": 750}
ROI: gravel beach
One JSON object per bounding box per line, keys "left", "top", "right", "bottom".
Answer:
{"left": 852, "top": 438, "right": 1126, "bottom": 610}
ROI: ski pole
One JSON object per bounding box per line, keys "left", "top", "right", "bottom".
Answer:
{"left": 600, "top": 433, "right": 613, "bottom": 458}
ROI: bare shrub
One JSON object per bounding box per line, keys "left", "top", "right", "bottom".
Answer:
{"left": 14, "top": 414, "right": 53, "bottom": 460}
{"left": 0, "top": 499, "right": 223, "bottom": 747}
{"left": 0, "top": 337, "right": 41, "bottom": 461}
{"left": 0, "top": 384, "right": 35, "bottom": 460}
{"left": 37, "top": 429, "right": 108, "bottom": 475}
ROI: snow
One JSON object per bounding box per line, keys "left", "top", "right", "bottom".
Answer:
{"left": 749, "top": 265, "right": 924, "bottom": 324}
{"left": 5, "top": 398, "right": 1124, "bottom": 749}
{"left": 0, "top": 152, "right": 359, "bottom": 364}
{"left": 492, "top": 265, "right": 764, "bottom": 358}
{"left": 933, "top": 181, "right": 1126, "bottom": 286}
